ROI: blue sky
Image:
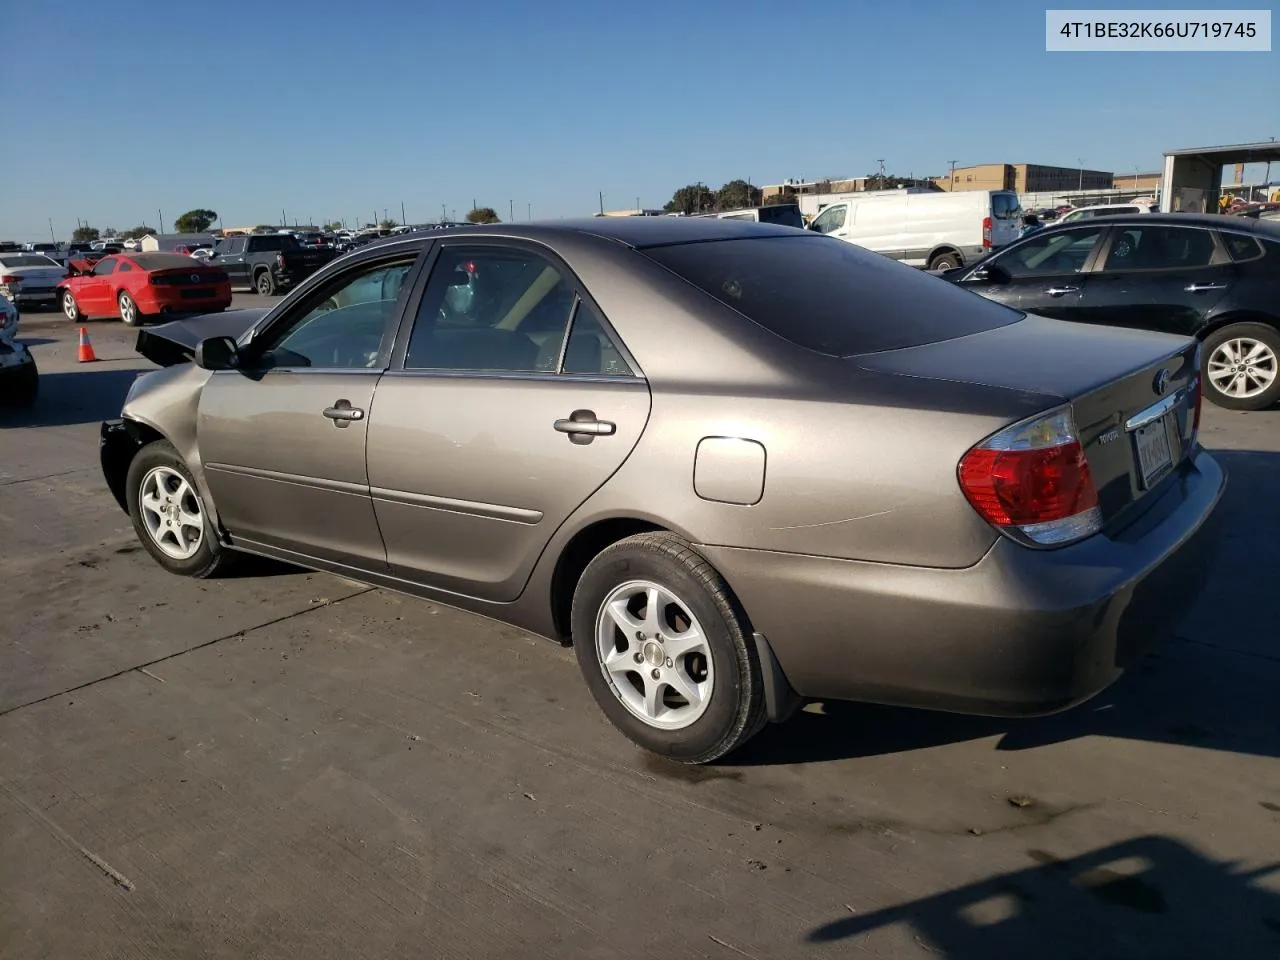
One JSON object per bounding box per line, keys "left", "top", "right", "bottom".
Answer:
{"left": 3, "top": 0, "right": 1277, "bottom": 239}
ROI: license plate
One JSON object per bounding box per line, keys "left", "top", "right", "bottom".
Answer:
{"left": 180, "top": 288, "right": 213, "bottom": 299}
{"left": 1134, "top": 415, "right": 1174, "bottom": 488}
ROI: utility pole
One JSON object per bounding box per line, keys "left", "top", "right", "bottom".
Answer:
{"left": 527, "top": 202, "right": 532, "bottom": 220}
{"left": 1077, "top": 159, "right": 1085, "bottom": 193}
{"left": 947, "top": 159, "right": 957, "bottom": 190}
{"left": 509, "top": 199, "right": 514, "bottom": 222}
{"left": 401, "top": 201, "right": 406, "bottom": 225}
{"left": 48, "top": 218, "right": 55, "bottom": 243}
{"left": 599, "top": 191, "right": 605, "bottom": 215}
{"left": 158, "top": 209, "right": 165, "bottom": 234}
{"left": 635, "top": 196, "right": 640, "bottom": 212}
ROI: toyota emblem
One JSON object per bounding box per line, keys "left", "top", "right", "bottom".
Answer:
{"left": 1153, "top": 368, "right": 1170, "bottom": 395}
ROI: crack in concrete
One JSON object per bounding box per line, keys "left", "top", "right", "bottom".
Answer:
{"left": 0, "top": 587, "right": 375, "bottom": 719}
{"left": 0, "top": 468, "right": 93, "bottom": 487}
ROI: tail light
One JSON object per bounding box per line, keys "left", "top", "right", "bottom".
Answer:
{"left": 1, "top": 275, "right": 20, "bottom": 284}
{"left": 958, "top": 407, "right": 1101, "bottom": 547}
{"left": 276, "top": 253, "right": 285, "bottom": 267}
{"left": 982, "top": 216, "right": 992, "bottom": 248}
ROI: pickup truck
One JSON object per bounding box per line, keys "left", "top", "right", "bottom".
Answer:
{"left": 207, "top": 233, "right": 335, "bottom": 295}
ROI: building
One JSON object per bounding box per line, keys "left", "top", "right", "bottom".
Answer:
{"left": 935, "top": 163, "right": 1113, "bottom": 193}
{"left": 138, "top": 233, "right": 217, "bottom": 252}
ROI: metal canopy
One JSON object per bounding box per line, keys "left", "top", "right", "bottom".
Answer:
{"left": 1163, "top": 141, "right": 1280, "bottom": 165}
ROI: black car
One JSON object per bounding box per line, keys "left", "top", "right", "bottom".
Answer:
{"left": 943, "top": 213, "right": 1280, "bottom": 410}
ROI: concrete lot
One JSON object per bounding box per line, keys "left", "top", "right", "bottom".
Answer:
{"left": 2, "top": 298, "right": 1278, "bottom": 959}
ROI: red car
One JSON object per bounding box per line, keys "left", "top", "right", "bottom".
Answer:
{"left": 57, "top": 253, "right": 232, "bottom": 326}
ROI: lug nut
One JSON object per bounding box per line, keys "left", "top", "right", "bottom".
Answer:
{"left": 650, "top": 669, "right": 661, "bottom": 680}
{"left": 635, "top": 631, "right": 645, "bottom": 642}
{"left": 665, "top": 658, "right": 673, "bottom": 668}
{"left": 633, "top": 652, "right": 643, "bottom": 663}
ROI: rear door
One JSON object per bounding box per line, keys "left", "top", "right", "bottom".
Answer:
{"left": 196, "top": 249, "right": 424, "bottom": 567}
{"left": 988, "top": 191, "right": 1023, "bottom": 248}
{"left": 214, "top": 237, "right": 248, "bottom": 285}
{"left": 955, "top": 224, "right": 1107, "bottom": 320}
{"left": 364, "top": 240, "right": 651, "bottom": 602}
{"left": 1075, "top": 223, "right": 1235, "bottom": 335}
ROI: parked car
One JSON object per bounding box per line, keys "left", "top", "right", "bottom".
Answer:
{"left": 0, "top": 295, "right": 37, "bottom": 407}
{"left": 206, "top": 233, "right": 335, "bottom": 295}
{"left": 58, "top": 252, "right": 231, "bottom": 326}
{"left": 691, "top": 204, "right": 805, "bottom": 229}
{"left": 100, "top": 218, "right": 1223, "bottom": 763}
{"left": 805, "top": 188, "right": 1023, "bottom": 270}
{"left": 941, "top": 214, "right": 1280, "bottom": 410}
{"left": 0, "top": 252, "right": 70, "bottom": 311}
{"left": 1058, "top": 203, "right": 1154, "bottom": 223}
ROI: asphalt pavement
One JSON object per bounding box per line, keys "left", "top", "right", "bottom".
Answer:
{"left": 2, "top": 299, "right": 1279, "bottom": 959}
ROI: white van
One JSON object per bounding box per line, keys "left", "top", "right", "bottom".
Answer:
{"left": 805, "top": 189, "right": 1022, "bottom": 270}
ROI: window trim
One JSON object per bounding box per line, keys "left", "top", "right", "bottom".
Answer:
{"left": 240, "top": 250, "right": 427, "bottom": 374}
{"left": 1093, "top": 224, "right": 1229, "bottom": 275}
{"left": 387, "top": 237, "right": 644, "bottom": 382}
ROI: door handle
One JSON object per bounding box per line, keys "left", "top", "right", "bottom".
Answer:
{"left": 1185, "top": 282, "right": 1226, "bottom": 293}
{"left": 322, "top": 399, "right": 365, "bottom": 428}
{"left": 554, "top": 409, "right": 615, "bottom": 443}
{"left": 1045, "top": 285, "right": 1080, "bottom": 297}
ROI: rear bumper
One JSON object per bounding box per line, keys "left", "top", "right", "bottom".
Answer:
{"left": 700, "top": 448, "right": 1226, "bottom": 717}
{"left": 0, "top": 339, "right": 34, "bottom": 372}
{"left": 138, "top": 289, "right": 233, "bottom": 314}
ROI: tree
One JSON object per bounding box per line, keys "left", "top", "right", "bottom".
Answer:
{"left": 326, "top": 221, "right": 344, "bottom": 231}
{"left": 715, "top": 179, "right": 761, "bottom": 211}
{"left": 466, "top": 207, "right": 501, "bottom": 224}
{"left": 379, "top": 218, "right": 398, "bottom": 230}
{"left": 663, "top": 184, "right": 715, "bottom": 216}
{"left": 121, "top": 225, "right": 154, "bottom": 240}
{"left": 173, "top": 208, "right": 218, "bottom": 233}
{"left": 72, "top": 225, "right": 100, "bottom": 243}
{"left": 101, "top": 226, "right": 118, "bottom": 238}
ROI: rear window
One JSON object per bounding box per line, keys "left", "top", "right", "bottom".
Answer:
{"left": 0, "top": 254, "right": 60, "bottom": 268}
{"left": 991, "top": 193, "right": 1022, "bottom": 220}
{"left": 131, "top": 253, "right": 204, "bottom": 271}
{"left": 757, "top": 205, "right": 805, "bottom": 228}
{"left": 643, "top": 236, "right": 1021, "bottom": 357}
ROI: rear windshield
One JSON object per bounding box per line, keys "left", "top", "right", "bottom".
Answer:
{"left": 644, "top": 236, "right": 1021, "bottom": 357}
{"left": 131, "top": 253, "right": 206, "bottom": 271}
{"left": 991, "top": 193, "right": 1022, "bottom": 220}
{"left": 757, "top": 205, "right": 805, "bottom": 228}
{"left": 0, "top": 254, "right": 60, "bottom": 268}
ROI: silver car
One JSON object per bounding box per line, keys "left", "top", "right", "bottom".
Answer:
{"left": 101, "top": 219, "right": 1225, "bottom": 762}
{"left": 0, "top": 253, "right": 68, "bottom": 310}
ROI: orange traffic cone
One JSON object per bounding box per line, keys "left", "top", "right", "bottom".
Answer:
{"left": 77, "top": 326, "right": 98, "bottom": 363}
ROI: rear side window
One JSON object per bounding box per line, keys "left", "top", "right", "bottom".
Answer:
{"left": 643, "top": 236, "right": 1021, "bottom": 357}
{"left": 757, "top": 205, "right": 805, "bottom": 228}
{"left": 1222, "top": 233, "right": 1264, "bottom": 262}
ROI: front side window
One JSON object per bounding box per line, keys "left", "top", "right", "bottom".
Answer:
{"left": 990, "top": 227, "right": 1104, "bottom": 277}
{"left": 255, "top": 258, "right": 416, "bottom": 369}
{"left": 92, "top": 258, "right": 118, "bottom": 276}
{"left": 809, "top": 205, "right": 847, "bottom": 234}
{"left": 1102, "top": 225, "right": 1216, "bottom": 271}
{"left": 404, "top": 246, "right": 578, "bottom": 372}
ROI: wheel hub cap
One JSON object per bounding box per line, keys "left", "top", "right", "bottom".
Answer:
{"left": 642, "top": 640, "right": 665, "bottom": 667}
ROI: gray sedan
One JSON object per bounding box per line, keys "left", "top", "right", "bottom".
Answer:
{"left": 101, "top": 218, "right": 1224, "bottom": 763}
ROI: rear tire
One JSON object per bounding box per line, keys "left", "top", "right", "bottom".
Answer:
{"left": 928, "top": 251, "right": 961, "bottom": 271}
{"left": 571, "top": 532, "right": 767, "bottom": 764}
{"left": 1202, "top": 322, "right": 1280, "bottom": 411}
{"left": 255, "top": 270, "right": 277, "bottom": 296}
{"left": 125, "top": 440, "right": 238, "bottom": 578}
{"left": 118, "top": 291, "right": 142, "bottom": 326}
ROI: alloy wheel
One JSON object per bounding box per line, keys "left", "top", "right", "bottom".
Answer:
{"left": 1207, "top": 337, "right": 1278, "bottom": 400}
{"left": 138, "top": 466, "right": 204, "bottom": 560}
{"left": 594, "top": 579, "right": 714, "bottom": 731}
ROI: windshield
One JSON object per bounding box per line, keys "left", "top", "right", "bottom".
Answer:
{"left": 991, "top": 192, "right": 1022, "bottom": 220}
{"left": 757, "top": 205, "right": 805, "bottom": 228}
{"left": 0, "top": 254, "right": 61, "bottom": 268}
{"left": 644, "top": 235, "right": 1020, "bottom": 357}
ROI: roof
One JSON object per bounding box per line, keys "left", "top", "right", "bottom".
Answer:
{"left": 1039, "top": 212, "right": 1280, "bottom": 235}
{"left": 1163, "top": 141, "right": 1280, "bottom": 164}
{"left": 389, "top": 217, "right": 803, "bottom": 250}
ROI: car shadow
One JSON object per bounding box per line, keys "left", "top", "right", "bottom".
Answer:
{"left": 726, "top": 449, "right": 1280, "bottom": 766}
{"left": 16, "top": 337, "right": 56, "bottom": 347}
{"left": 806, "top": 835, "right": 1280, "bottom": 958}
{"left": 0, "top": 368, "right": 146, "bottom": 429}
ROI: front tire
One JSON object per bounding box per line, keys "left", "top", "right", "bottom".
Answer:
{"left": 118, "top": 291, "right": 141, "bottom": 326}
{"left": 125, "top": 440, "right": 237, "bottom": 578}
{"left": 61, "top": 290, "right": 84, "bottom": 322}
{"left": 571, "top": 533, "right": 767, "bottom": 764}
{"left": 1202, "top": 322, "right": 1280, "bottom": 411}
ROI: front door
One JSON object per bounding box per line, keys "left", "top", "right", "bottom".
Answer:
{"left": 365, "top": 241, "right": 651, "bottom": 602}
{"left": 196, "top": 251, "right": 423, "bottom": 566}
{"left": 958, "top": 224, "right": 1107, "bottom": 320}
{"left": 79, "top": 256, "right": 119, "bottom": 314}
{"left": 1075, "top": 223, "right": 1236, "bottom": 336}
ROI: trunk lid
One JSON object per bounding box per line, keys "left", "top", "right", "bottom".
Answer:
{"left": 855, "top": 313, "right": 1200, "bottom": 529}
{"left": 135, "top": 308, "right": 268, "bottom": 367}
{"left": 148, "top": 267, "right": 228, "bottom": 286}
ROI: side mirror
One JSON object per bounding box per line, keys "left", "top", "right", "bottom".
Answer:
{"left": 193, "top": 336, "right": 239, "bottom": 371}
{"left": 970, "top": 264, "right": 1010, "bottom": 284}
